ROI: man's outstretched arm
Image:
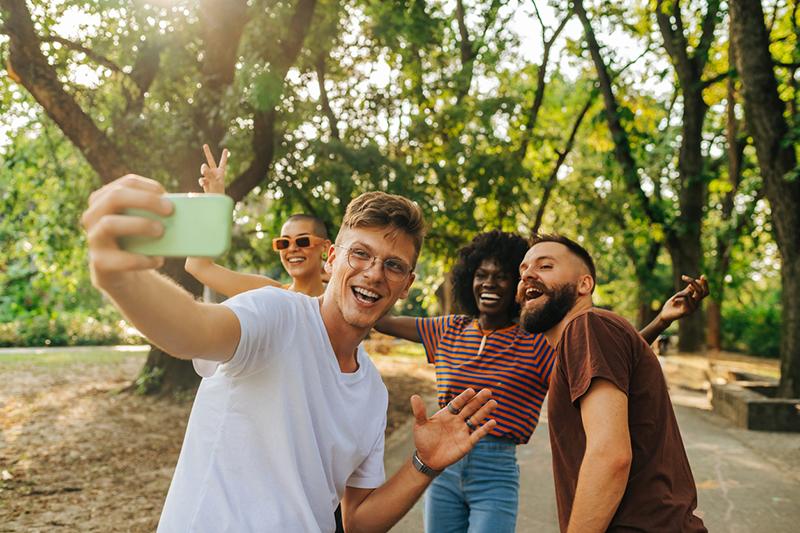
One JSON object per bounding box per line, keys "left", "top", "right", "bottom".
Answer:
{"left": 342, "top": 388, "right": 497, "bottom": 533}
{"left": 82, "top": 175, "right": 240, "bottom": 361}
{"left": 639, "top": 275, "right": 709, "bottom": 345}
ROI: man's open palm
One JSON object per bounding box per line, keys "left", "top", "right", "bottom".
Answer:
{"left": 410, "top": 388, "right": 497, "bottom": 471}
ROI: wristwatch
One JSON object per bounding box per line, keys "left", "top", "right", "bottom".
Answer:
{"left": 412, "top": 450, "right": 443, "bottom": 478}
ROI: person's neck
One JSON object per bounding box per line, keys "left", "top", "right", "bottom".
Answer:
{"left": 317, "top": 295, "right": 368, "bottom": 373}
{"left": 290, "top": 274, "right": 325, "bottom": 297}
{"left": 477, "top": 313, "right": 514, "bottom": 332}
{"left": 544, "top": 297, "right": 593, "bottom": 348}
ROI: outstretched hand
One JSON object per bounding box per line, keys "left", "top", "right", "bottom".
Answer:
{"left": 411, "top": 388, "right": 497, "bottom": 471}
{"left": 199, "top": 144, "right": 229, "bottom": 194}
{"left": 658, "top": 275, "right": 709, "bottom": 324}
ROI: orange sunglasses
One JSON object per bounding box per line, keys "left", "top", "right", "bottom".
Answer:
{"left": 272, "top": 235, "right": 326, "bottom": 251}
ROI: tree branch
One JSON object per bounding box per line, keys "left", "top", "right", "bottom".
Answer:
{"left": 574, "top": 0, "right": 664, "bottom": 225}
{"left": 39, "top": 35, "right": 124, "bottom": 74}
{"left": 454, "top": 0, "right": 476, "bottom": 102}
{"left": 315, "top": 52, "right": 341, "bottom": 140}
{"left": 696, "top": 0, "right": 723, "bottom": 67}
{"left": 228, "top": 0, "right": 318, "bottom": 201}
{"left": 701, "top": 68, "right": 735, "bottom": 89}
{"left": 515, "top": 8, "right": 572, "bottom": 161}
{"left": 271, "top": 0, "right": 317, "bottom": 75}
{"left": 196, "top": 0, "right": 250, "bottom": 154}
{"left": 531, "top": 90, "right": 595, "bottom": 234}
{"left": 1, "top": 0, "right": 129, "bottom": 181}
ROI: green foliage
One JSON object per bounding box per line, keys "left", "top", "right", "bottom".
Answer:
{"left": 722, "top": 290, "right": 782, "bottom": 358}
{"left": 0, "top": 0, "right": 787, "bottom": 361}
{"left": 252, "top": 70, "right": 285, "bottom": 111}
{"left": 0, "top": 307, "right": 143, "bottom": 347}
{"left": 1, "top": 116, "right": 102, "bottom": 324}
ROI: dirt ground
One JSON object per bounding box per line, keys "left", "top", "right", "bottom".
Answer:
{"left": 0, "top": 342, "right": 435, "bottom": 532}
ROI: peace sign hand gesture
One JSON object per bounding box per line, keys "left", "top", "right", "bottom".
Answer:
{"left": 198, "top": 144, "right": 229, "bottom": 194}
{"left": 411, "top": 388, "right": 497, "bottom": 471}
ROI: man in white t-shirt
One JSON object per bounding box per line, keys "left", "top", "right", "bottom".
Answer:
{"left": 81, "top": 177, "right": 498, "bottom": 532}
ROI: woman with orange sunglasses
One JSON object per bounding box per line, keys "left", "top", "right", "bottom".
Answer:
{"left": 184, "top": 145, "right": 331, "bottom": 298}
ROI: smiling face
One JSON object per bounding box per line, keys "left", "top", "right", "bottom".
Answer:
{"left": 472, "top": 258, "right": 516, "bottom": 322}
{"left": 324, "top": 225, "right": 416, "bottom": 331}
{"left": 516, "top": 241, "right": 594, "bottom": 334}
{"left": 278, "top": 218, "right": 329, "bottom": 281}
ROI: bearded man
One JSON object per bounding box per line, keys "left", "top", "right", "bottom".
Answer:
{"left": 517, "top": 234, "right": 707, "bottom": 533}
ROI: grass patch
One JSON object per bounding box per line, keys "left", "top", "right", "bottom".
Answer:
{"left": 0, "top": 346, "right": 149, "bottom": 367}
{"left": 365, "top": 338, "right": 428, "bottom": 360}
{"left": 386, "top": 341, "right": 427, "bottom": 359}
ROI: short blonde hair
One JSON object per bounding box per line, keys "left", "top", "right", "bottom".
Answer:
{"left": 339, "top": 191, "right": 426, "bottom": 261}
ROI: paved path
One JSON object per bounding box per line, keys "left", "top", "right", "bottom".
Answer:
{"left": 385, "top": 389, "right": 800, "bottom": 532}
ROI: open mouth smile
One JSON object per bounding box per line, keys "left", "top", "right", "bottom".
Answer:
{"left": 479, "top": 292, "right": 501, "bottom": 304}
{"left": 352, "top": 286, "right": 381, "bottom": 304}
{"left": 523, "top": 285, "right": 545, "bottom": 302}
{"left": 287, "top": 257, "right": 306, "bottom": 264}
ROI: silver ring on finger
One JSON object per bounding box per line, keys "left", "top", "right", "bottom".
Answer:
{"left": 446, "top": 401, "right": 461, "bottom": 415}
{"left": 465, "top": 417, "right": 476, "bottom": 432}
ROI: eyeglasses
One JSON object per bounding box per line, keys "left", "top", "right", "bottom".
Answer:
{"left": 334, "top": 245, "right": 413, "bottom": 282}
{"left": 272, "top": 235, "right": 326, "bottom": 251}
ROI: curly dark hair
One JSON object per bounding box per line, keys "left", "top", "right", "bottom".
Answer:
{"left": 451, "top": 230, "right": 530, "bottom": 318}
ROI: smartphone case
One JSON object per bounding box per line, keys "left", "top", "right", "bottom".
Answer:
{"left": 120, "top": 193, "right": 233, "bottom": 257}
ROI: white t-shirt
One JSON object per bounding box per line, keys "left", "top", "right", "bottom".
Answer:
{"left": 158, "top": 287, "right": 388, "bottom": 532}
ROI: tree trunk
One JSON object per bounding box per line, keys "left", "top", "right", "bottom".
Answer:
{"left": 135, "top": 259, "right": 204, "bottom": 394}
{"left": 779, "top": 256, "right": 800, "bottom": 397}
{"left": 636, "top": 301, "right": 660, "bottom": 331}
{"left": 706, "top": 298, "right": 722, "bottom": 351}
{"left": 670, "top": 88, "right": 707, "bottom": 353}
{"left": 435, "top": 273, "right": 454, "bottom": 316}
{"left": 668, "top": 227, "right": 705, "bottom": 352}
{"left": 730, "top": 0, "right": 800, "bottom": 398}
{"left": 654, "top": 0, "right": 720, "bottom": 353}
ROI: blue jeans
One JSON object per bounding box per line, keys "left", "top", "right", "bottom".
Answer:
{"left": 423, "top": 436, "right": 519, "bottom": 533}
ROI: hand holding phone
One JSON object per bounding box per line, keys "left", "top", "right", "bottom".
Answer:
{"left": 120, "top": 193, "right": 233, "bottom": 257}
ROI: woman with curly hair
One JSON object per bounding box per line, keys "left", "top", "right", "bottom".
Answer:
{"left": 376, "top": 230, "right": 547, "bottom": 532}
{"left": 376, "top": 230, "right": 707, "bottom": 533}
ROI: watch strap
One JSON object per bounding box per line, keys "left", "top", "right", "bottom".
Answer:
{"left": 412, "top": 449, "right": 443, "bottom": 478}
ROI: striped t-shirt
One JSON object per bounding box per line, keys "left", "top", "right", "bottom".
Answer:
{"left": 416, "top": 315, "right": 555, "bottom": 444}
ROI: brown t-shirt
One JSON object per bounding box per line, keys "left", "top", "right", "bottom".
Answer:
{"left": 547, "top": 308, "right": 706, "bottom": 532}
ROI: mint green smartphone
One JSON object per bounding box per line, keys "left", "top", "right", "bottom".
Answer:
{"left": 120, "top": 193, "right": 234, "bottom": 257}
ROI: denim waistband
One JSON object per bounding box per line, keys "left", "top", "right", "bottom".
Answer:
{"left": 473, "top": 435, "right": 517, "bottom": 451}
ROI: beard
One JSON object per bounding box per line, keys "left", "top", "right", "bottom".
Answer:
{"left": 520, "top": 282, "right": 579, "bottom": 334}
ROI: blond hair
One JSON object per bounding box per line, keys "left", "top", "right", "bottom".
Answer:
{"left": 339, "top": 191, "right": 426, "bottom": 261}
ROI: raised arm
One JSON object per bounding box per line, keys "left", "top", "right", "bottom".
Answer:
{"left": 342, "top": 388, "right": 497, "bottom": 533}
{"left": 82, "top": 175, "right": 240, "bottom": 361}
{"left": 185, "top": 145, "right": 284, "bottom": 297}
{"left": 639, "top": 275, "right": 709, "bottom": 345}
{"left": 185, "top": 259, "right": 283, "bottom": 297}
{"left": 374, "top": 314, "right": 421, "bottom": 343}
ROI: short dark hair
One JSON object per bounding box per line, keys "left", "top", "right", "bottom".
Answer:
{"left": 286, "top": 214, "right": 329, "bottom": 239}
{"left": 530, "top": 233, "right": 596, "bottom": 287}
{"left": 451, "top": 230, "right": 530, "bottom": 317}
